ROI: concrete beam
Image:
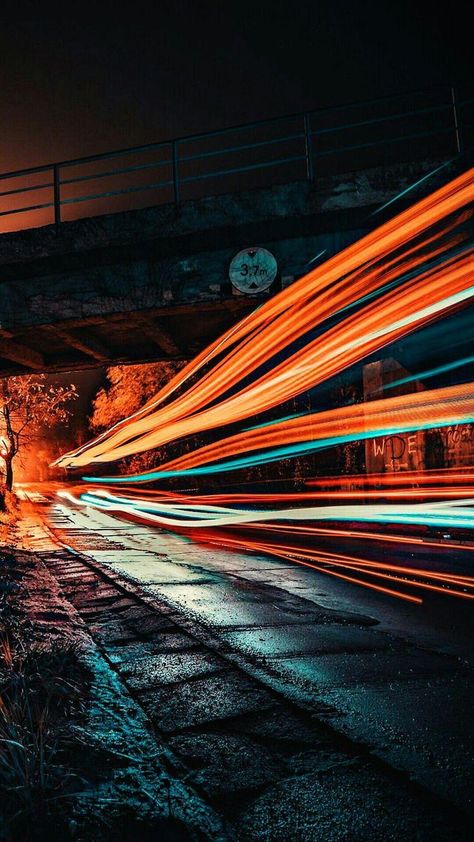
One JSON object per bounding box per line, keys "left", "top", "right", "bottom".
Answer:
{"left": 0, "top": 335, "right": 45, "bottom": 370}
{"left": 0, "top": 299, "right": 257, "bottom": 376}
{"left": 42, "top": 325, "right": 110, "bottom": 362}
{"left": 132, "top": 316, "right": 181, "bottom": 357}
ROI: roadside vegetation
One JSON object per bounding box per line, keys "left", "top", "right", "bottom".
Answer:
{"left": 0, "top": 493, "right": 19, "bottom": 545}
{"left": 89, "top": 362, "right": 186, "bottom": 476}
{"left": 0, "top": 551, "right": 91, "bottom": 841}
{"left": 0, "top": 544, "right": 199, "bottom": 842}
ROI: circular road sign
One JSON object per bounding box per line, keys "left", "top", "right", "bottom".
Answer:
{"left": 229, "top": 247, "right": 278, "bottom": 295}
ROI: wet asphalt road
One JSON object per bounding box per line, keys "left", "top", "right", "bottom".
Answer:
{"left": 21, "top": 487, "right": 474, "bottom": 819}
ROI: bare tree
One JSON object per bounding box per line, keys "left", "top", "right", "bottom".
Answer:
{"left": 0, "top": 375, "right": 77, "bottom": 497}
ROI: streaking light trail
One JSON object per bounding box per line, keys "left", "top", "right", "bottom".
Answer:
{"left": 381, "top": 355, "right": 474, "bottom": 391}
{"left": 81, "top": 381, "right": 474, "bottom": 482}
{"left": 56, "top": 168, "right": 474, "bottom": 605}
{"left": 57, "top": 487, "right": 474, "bottom": 604}
{"left": 56, "top": 168, "right": 474, "bottom": 470}
{"left": 59, "top": 488, "right": 474, "bottom": 532}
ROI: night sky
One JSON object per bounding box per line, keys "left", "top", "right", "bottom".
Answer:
{"left": 1, "top": 0, "right": 471, "bottom": 173}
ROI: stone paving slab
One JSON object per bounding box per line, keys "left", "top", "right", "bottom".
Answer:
{"left": 168, "top": 732, "right": 286, "bottom": 799}
{"left": 122, "top": 650, "right": 229, "bottom": 689}
{"left": 144, "top": 588, "right": 324, "bottom": 628}
{"left": 218, "top": 706, "right": 330, "bottom": 747}
{"left": 106, "top": 636, "right": 201, "bottom": 662}
{"left": 149, "top": 549, "right": 292, "bottom": 572}
{"left": 108, "top": 558, "right": 221, "bottom": 584}
{"left": 75, "top": 549, "right": 167, "bottom": 562}
{"left": 138, "top": 670, "right": 276, "bottom": 732}
{"left": 89, "top": 618, "right": 139, "bottom": 644}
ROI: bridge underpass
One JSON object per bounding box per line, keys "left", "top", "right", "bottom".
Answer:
{"left": 0, "top": 156, "right": 462, "bottom": 376}
{"left": 2, "top": 84, "right": 472, "bottom": 377}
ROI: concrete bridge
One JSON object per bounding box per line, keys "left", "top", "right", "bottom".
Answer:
{"left": 0, "top": 85, "right": 471, "bottom": 376}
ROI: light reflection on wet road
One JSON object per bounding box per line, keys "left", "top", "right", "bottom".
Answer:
{"left": 24, "top": 488, "right": 474, "bottom": 817}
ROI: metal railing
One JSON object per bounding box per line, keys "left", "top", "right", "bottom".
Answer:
{"left": 0, "top": 83, "right": 472, "bottom": 234}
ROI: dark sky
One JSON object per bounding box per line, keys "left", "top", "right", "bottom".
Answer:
{"left": 0, "top": 0, "right": 471, "bottom": 172}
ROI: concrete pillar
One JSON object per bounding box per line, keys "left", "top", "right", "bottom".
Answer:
{"left": 363, "top": 358, "right": 425, "bottom": 475}
{"left": 438, "top": 423, "right": 474, "bottom": 468}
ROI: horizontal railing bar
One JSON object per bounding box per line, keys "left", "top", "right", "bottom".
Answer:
{"left": 0, "top": 200, "right": 54, "bottom": 217}
{"left": 179, "top": 132, "right": 305, "bottom": 164}
{"left": 56, "top": 113, "right": 304, "bottom": 171}
{"left": 3, "top": 118, "right": 301, "bottom": 182}
{"left": 0, "top": 164, "right": 54, "bottom": 182}
{"left": 176, "top": 113, "right": 305, "bottom": 147}
{"left": 178, "top": 85, "right": 455, "bottom": 145}
{"left": 2, "top": 134, "right": 305, "bottom": 199}
{"left": 311, "top": 102, "right": 453, "bottom": 136}
{"left": 181, "top": 154, "right": 306, "bottom": 184}
{"left": 60, "top": 157, "right": 173, "bottom": 187}
{"left": 60, "top": 178, "right": 175, "bottom": 206}
{"left": 61, "top": 130, "right": 309, "bottom": 189}
{"left": 313, "top": 125, "right": 456, "bottom": 157}
{"left": 0, "top": 119, "right": 303, "bottom": 184}
{"left": 0, "top": 83, "right": 459, "bottom": 183}
{"left": 58, "top": 139, "right": 172, "bottom": 172}
{"left": 62, "top": 154, "right": 305, "bottom": 206}
{"left": 0, "top": 180, "right": 53, "bottom": 199}
{"left": 0, "top": 144, "right": 172, "bottom": 183}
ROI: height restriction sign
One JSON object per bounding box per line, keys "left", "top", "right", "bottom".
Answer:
{"left": 229, "top": 247, "right": 278, "bottom": 294}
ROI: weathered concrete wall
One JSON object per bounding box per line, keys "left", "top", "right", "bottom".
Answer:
{"left": 363, "top": 358, "right": 426, "bottom": 474}
{"left": 363, "top": 358, "right": 474, "bottom": 473}
{"left": 437, "top": 424, "right": 474, "bottom": 469}
{"left": 0, "top": 157, "right": 449, "bottom": 334}
{"left": 0, "top": 156, "right": 457, "bottom": 376}
{"left": 0, "top": 229, "right": 363, "bottom": 330}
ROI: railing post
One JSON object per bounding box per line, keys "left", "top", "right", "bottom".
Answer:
{"left": 304, "top": 113, "right": 314, "bottom": 182}
{"left": 451, "top": 86, "right": 463, "bottom": 154}
{"left": 53, "top": 164, "right": 61, "bottom": 227}
{"left": 172, "top": 140, "right": 180, "bottom": 205}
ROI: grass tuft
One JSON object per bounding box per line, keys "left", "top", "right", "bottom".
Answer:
{"left": 0, "top": 626, "right": 91, "bottom": 840}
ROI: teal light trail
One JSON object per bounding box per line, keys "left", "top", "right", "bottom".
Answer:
{"left": 370, "top": 160, "right": 453, "bottom": 216}
{"left": 82, "top": 414, "right": 474, "bottom": 485}
{"left": 383, "top": 356, "right": 474, "bottom": 391}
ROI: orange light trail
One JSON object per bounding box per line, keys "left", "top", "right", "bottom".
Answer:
{"left": 55, "top": 168, "right": 474, "bottom": 608}
{"left": 56, "top": 168, "right": 474, "bottom": 469}
{"left": 182, "top": 532, "right": 474, "bottom": 603}
{"left": 80, "top": 380, "right": 474, "bottom": 481}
